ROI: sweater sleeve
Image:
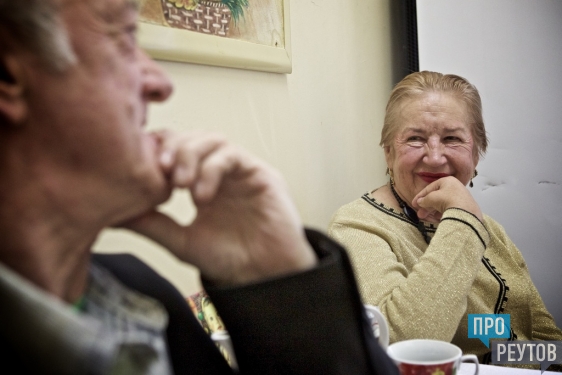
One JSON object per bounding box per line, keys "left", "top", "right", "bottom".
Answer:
{"left": 203, "top": 229, "right": 398, "bottom": 375}
{"left": 329, "top": 207, "right": 490, "bottom": 344}
{"left": 529, "top": 281, "right": 562, "bottom": 341}
{"left": 486, "top": 220, "right": 562, "bottom": 341}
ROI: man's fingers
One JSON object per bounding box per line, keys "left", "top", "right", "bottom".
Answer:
{"left": 192, "top": 144, "right": 258, "bottom": 203}
{"left": 155, "top": 131, "right": 228, "bottom": 187}
{"left": 121, "top": 210, "right": 186, "bottom": 254}
{"left": 149, "top": 129, "right": 269, "bottom": 207}
{"left": 171, "top": 135, "right": 225, "bottom": 187}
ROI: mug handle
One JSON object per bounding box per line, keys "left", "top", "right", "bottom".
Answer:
{"left": 364, "top": 304, "right": 389, "bottom": 349}
{"left": 460, "top": 354, "right": 479, "bottom": 375}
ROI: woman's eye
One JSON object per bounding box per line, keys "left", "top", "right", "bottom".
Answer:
{"left": 407, "top": 136, "right": 423, "bottom": 142}
{"left": 444, "top": 136, "right": 461, "bottom": 142}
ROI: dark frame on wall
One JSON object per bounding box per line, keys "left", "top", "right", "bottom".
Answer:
{"left": 390, "top": 0, "right": 419, "bottom": 85}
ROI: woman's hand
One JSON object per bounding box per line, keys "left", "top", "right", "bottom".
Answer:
{"left": 411, "top": 176, "right": 483, "bottom": 223}
{"left": 120, "top": 130, "right": 317, "bottom": 286}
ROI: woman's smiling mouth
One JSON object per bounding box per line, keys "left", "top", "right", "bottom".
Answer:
{"left": 417, "top": 172, "right": 450, "bottom": 183}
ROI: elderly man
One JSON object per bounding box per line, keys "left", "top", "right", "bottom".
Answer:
{"left": 0, "top": 1, "right": 397, "bottom": 374}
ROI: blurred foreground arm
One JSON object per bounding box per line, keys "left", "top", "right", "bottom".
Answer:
{"left": 121, "top": 131, "right": 398, "bottom": 374}
{"left": 206, "top": 229, "right": 398, "bottom": 374}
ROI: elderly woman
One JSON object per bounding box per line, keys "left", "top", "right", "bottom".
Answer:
{"left": 328, "top": 71, "right": 562, "bottom": 365}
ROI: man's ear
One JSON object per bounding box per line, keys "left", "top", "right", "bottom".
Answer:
{"left": 0, "top": 54, "right": 28, "bottom": 125}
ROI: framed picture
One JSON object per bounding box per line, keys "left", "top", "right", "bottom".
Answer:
{"left": 139, "top": 0, "right": 292, "bottom": 74}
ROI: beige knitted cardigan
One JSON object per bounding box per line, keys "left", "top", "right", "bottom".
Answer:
{"left": 329, "top": 193, "right": 562, "bottom": 365}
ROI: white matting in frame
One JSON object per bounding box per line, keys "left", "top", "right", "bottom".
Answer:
{"left": 138, "top": 0, "right": 292, "bottom": 74}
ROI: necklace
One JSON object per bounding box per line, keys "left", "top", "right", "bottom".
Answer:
{"left": 389, "top": 182, "right": 431, "bottom": 244}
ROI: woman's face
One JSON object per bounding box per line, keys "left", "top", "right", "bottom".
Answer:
{"left": 385, "top": 92, "right": 478, "bottom": 206}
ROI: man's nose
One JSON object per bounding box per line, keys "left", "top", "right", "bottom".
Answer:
{"left": 140, "top": 50, "right": 173, "bottom": 102}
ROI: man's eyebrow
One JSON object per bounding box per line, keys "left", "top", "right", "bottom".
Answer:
{"left": 97, "top": 0, "right": 139, "bottom": 24}
{"left": 126, "top": 0, "right": 140, "bottom": 11}
{"left": 61, "top": 0, "right": 138, "bottom": 14}
{"left": 117, "top": 0, "right": 140, "bottom": 15}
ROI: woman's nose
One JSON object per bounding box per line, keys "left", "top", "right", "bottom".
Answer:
{"left": 139, "top": 50, "right": 173, "bottom": 102}
{"left": 423, "top": 139, "right": 446, "bottom": 166}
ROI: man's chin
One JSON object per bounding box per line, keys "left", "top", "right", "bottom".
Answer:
{"left": 108, "top": 178, "right": 172, "bottom": 228}
{"left": 141, "top": 175, "right": 173, "bottom": 208}
{"left": 109, "top": 195, "right": 168, "bottom": 229}
{"left": 153, "top": 183, "right": 173, "bottom": 206}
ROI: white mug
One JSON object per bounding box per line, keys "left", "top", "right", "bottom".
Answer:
{"left": 387, "top": 339, "right": 479, "bottom": 375}
{"left": 364, "top": 304, "right": 390, "bottom": 349}
{"left": 211, "top": 330, "right": 238, "bottom": 370}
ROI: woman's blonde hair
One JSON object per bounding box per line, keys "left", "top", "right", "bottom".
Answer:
{"left": 381, "top": 71, "right": 488, "bottom": 158}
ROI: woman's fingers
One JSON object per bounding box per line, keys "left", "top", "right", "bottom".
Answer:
{"left": 413, "top": 176, "right": 483, "bottom": 222}
{"left": 416, "top": 207, "right": 442, "bottom": 223}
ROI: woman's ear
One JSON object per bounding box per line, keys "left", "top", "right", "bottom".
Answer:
{"left": 384, "top": 145, "right": 393, "bottom": 170}
{"left": 473, "top": 151, "right": 480, "bottom": 168}
{"left": 0, "top": 54, "right": 28, "bottom": 125}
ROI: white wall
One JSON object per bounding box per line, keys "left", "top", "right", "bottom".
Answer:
{"left": 417, "top": 0, "right": 562, "bottom": 326}
{"left": 94, "top": 0, "right": 393, "bottom": 297}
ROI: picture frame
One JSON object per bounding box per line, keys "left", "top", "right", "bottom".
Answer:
{"left": 138, "top": 0, "right": 292, "bottom": 74}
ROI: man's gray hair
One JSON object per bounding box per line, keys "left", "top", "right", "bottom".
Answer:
{"left": 0, "top": 0, "right": 76, "bottom": 72}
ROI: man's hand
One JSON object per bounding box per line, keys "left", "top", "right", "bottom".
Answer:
{"left": 411, "top": 176, "right": 483, "bottom": 223}
{"left": 121, "top": 131, "right": 317, "bottom": 286}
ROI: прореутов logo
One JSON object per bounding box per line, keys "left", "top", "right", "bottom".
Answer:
{"left": 468, "top": 314, "right": 511, "bottom": 347}
{"left": 468, "top": 314, "right": 562, "bottom": 372}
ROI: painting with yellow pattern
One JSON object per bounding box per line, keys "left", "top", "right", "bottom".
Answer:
{"left": 139, "top": 0, "right": 285, "bottom": 48}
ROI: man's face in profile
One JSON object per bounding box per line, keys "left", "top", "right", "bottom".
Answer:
{"left": 31, "top": 0, "right": 173, "bottom": 223}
